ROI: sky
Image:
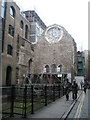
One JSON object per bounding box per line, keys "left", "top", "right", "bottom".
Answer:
{"left": 15, "top": 0, "right": 88, "bottom": 51}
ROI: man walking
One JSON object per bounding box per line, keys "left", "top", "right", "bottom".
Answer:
{"left": 72, "top": 80, "right": 78, "bottom": 100}
{"left": 65, "top": 79, "right": 71, "bottom": 101}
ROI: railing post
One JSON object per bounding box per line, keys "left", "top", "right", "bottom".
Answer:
{"left": 59, "top": 84, "right": 60, "bottom": 98}
{"left": 24, "top": 85, "right": 27, "bottom": 118}
{"left": 53, "top": 84, "right": 55, "bottom": 101}
{"left": 45, "top": 85, "right": 47, "bottom": 106}
{"left": 31, "top": 84, "right": 34, "bottom": 114}
{"left": 10, "top": 85, "right": 14, "bottom": 117}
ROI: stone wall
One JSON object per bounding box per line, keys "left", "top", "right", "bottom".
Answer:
{"left": 33, "top": 25, "right": 77, "bottom": 76}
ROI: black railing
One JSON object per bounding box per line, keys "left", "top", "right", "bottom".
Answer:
{"left": 2, "top": 84, "right": 65, "bottom": 119}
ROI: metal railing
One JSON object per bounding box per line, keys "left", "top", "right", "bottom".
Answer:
{"left": 2, "top": 84, "right": 65, "bottom": 119}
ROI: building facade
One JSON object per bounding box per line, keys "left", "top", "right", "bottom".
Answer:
{"left": 1, "top": 2, "right": 78, "bottom": 85}
{"left": 33, "top": 24, "right": 77, "bottom": 83}
{"left": 77, "top": 51, "right": 84, "bottom": 76}
{"left": 88, "top": 50, "right": 90, "bottom": 82}
{"left": 82, "top": 50, "right": 90, "bottom": 83}
{"left": 24, "top": 10, "right": 47, "bottom": 44}
{"left": 1, "top": 2, "right": 33, "bottom": 86}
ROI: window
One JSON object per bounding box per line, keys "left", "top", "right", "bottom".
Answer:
{"left": 57, "top": 65, "right": 62, "bottom": 72}
{"left": 28, "top": 59, "right": 32, "bottom": 74}
{"left": 25, "top": 25, "right": 28, "bottom": 39}
{"left": 10, "top": 6, "right": 15, "bottom": 18}
{"left": 45, "top": 65, "right": 50, "bottom": 73}
{"left": 20, "top": 20, "right": 24, "bottom": 29}
{"left": 51, "top": 64, "right": 57, "bottom": 73}
{"left": 7, "top": 45, "right": 13, "bottom": 55}
{"left": 8, "top": 25, "right": 14, "bottom": 37}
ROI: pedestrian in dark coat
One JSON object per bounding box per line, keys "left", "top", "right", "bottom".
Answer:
{"left": 72, "top": 80, "right": 78, "bottom": 100}
{"left": 83, "top": 82, "right": 87, "bottom": 93}
{"left": 65, "top": 79, "right": 70, "bottom": 101}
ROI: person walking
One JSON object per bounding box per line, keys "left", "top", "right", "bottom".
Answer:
{"left": 65, "top": 79, "right": 70, "bottom": 101}
{"left": 83, "top": 82, "right": 87, "bottom": 93}
{"left": 80, "top": 80, "right": 83, "bottom": 90}
{"left": 72, "top": 80, "right": 78, "bottom": 100}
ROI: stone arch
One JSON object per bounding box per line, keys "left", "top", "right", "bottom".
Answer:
{"left": 45, "top": 65, "right": 50, "bottom": 73}
{"left": 51, "top": 64, "right": 57, "bottom": 73}
{"left": 57, "top": 64, "right": 62, "bottom": 72}
{"left": 25, "top": 25, "right": 28, "bottom": 39}
{"left": 6, "top": 66, "right": 12, "bottom": 86}
{"left": 10, "top": 6, "right": 15, "bottom": 18}
{"left": 28, "top": 59, "right": 32, "bottom": 74}
{"left": 20, "top": 20, "right": 24, "bottom": 29}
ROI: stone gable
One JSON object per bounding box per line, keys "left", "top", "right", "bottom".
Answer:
{"left": 33, "top": 24, "right": 77, "bottom": 75}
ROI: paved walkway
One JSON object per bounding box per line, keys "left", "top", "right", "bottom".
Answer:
{"left": 67, "top": 89, "right": 89, "bottom": 119}
{"left": 29, "top": 91, "right": 82, "bottom": 119}
{"left": 10, "top": 90, "right": 86, "bottom": 120}
{"left": 80, "top": 89, "right": 89, "bottom": 118}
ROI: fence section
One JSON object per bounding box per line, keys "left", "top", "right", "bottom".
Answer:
{"left": 2, "top": 86, "right": 12, "bottom": 119}
{"left": 2, "top": 84, "right": 65, "bottom": 119}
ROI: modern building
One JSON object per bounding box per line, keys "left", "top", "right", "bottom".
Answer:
{"left": 1, "top": 2, "right": 33, "bottom": 86}
{"left": 77, "top": 51, "right": 84, "bottom": 76}
{"left": 82, "top": 50, "right": 90, "bottom": 83}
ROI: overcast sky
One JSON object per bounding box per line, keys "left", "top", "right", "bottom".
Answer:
{"left": 15, "top": 0, "right": 88, "bottom": 51}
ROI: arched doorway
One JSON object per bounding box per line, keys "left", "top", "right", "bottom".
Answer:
{"left": 6, "top": 66, "right": 12, "bottom": 86}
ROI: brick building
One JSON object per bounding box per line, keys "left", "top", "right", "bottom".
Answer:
{"left": 1, "top": 1, "right": 78, "bottom": 85}
{"left": 1, "top": 2, "right": 33, "bottom": 86}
